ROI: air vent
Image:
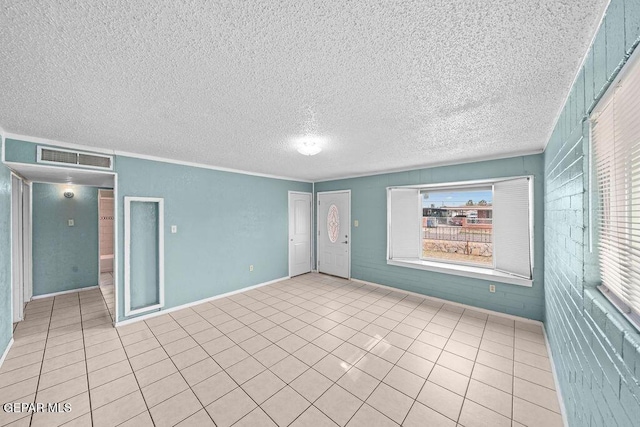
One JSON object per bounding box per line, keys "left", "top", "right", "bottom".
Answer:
{"left": 37, "top": 146, "right": 113, "bottom": 170}
{"left": 79, "top": 153, "right": 111, "bottom": 168}
{"left": 40, "top": 148, "right": 77, "bottom": 164}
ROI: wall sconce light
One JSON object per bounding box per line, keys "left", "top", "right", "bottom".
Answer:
{"left": 64, "top": 189, "right": 74, "bottom": 199}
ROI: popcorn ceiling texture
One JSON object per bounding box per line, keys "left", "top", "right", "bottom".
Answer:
{"left": 0, "top": 0, "right": 608, "bottom": 181}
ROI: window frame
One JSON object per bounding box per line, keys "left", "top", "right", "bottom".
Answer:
{"left": 386, "top": 176, "right": 534, "bottom": 287}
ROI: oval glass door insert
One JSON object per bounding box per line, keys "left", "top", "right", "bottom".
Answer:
{"left": 327, "top": 204, "right": 340, "bottom": 243}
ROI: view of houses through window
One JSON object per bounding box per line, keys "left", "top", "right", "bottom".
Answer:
{"left": 421, "top": 187, "right": 493, "bottom": 266}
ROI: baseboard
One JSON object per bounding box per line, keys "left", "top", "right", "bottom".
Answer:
{"left": 31, "top": 285, "right": 99, "bottom": 300}
{"left": 114, "top": 276, "right": 289, "bottom": 327}
{"left": 0, "top": 338, "right": 14, "bottom": 369}
{"left": 543, "top": 326, "right": 569, "bottom": 427}
{"left": 350, "top": 277, "right": 543, "bottom": 326}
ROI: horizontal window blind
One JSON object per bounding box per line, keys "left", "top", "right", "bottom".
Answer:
{"left": 493, "top": 177, "right": 532, "bottom": 279}
{"left": 592, "top": 54, "right": 640, "bottom": 319}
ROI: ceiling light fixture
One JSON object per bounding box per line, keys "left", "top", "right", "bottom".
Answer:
{"left": 64, "top": 189, "right": 74, "bottom": 198}
{"left": 297, "top": 141, "right": 322, "bottom": 156}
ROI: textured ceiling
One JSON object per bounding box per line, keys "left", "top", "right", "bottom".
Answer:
{"left": 0, "top": 1, "right": 608, "bottom": 181}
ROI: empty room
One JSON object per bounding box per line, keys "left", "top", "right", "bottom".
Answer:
{"left": 0, "top": 1, "right": 639, "bottom": 426}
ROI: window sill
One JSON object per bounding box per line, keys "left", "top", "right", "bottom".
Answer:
{"left": 387, "top": 258, "right": 533, "bottom": 287}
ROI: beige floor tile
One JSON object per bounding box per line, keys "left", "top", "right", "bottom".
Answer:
{"left": 226, "top": 356, "right": 266, "bottom": 384}
{"left": 444, "top": 339, "right": 478, "bottom": 361}
{"left": 514, "top": 349, "right": 551, "bottom": 371}
{"left": 124, "top": 337, "right": 161, "bottom": 358}
{"left": 513, "top": 377, "right": 560, "bottom": 413}
{"left": 407, "top": 340, "right": 441, "bottom": 362}
{"left": 128, "top": 347, "right": 168, "bottom": 371}
{"left": 142, "top": 372, "right": 189, "bottom": 407}
{"left": 514, "top": 361, "right": 555, "bottom": 390}
{"left": 315, "top": 384, "right": 363, "bottom": 426}
{"left": 120, "top": 328, "right": 156, "bottom": 346}
{"left": 353, "top": 354, "right": 393, "bottom": 381}
{"left": 36, "top": 375, "right": 88, "bottom": 403}
{"left": 290, "top": 369, "right": 334, "bottom": 402}
{"left": 150, "top": 389, "right": 203, "bottom": 427}
{"left": 437, "top": 351, "right": 474, "bottom": 377}
{"left": 254, "top": 344, "right": 289, "bottom": 367}
{"left": 336, "top": 367, "right": 380, "bottom": 401}
{"left": 91, "top": 390, "right": 147, "bottom": 427}
{"left": 471, "top": 363, "right": 513, "bottom": 393}
{"left": 38, "top": 361, "right": 86, "bottom": 390}
{"left": 417, "top": 380, "right": 463, "bottom": 421}
{"left": 290, "top": 405, "right": 338, "bottom": 427}
{"left": 0, "top": 395, "right": 33, "bottom": 426}
{"left": 181, "top": 357, "right": 221, "bottom": 386}
{"left": 31, "top": 390, "right": 90, "bottom": 427}
{"left": 479, "top": 339, "right": 514, "bottom": 360}
{"left": 262, "top": 385, "right": 310, "bottom": 426}
{"left": 163, "top": 336, "right": 198, "bottom": 356}
{"left": 369, "top": 341, "right": 404, "bottom": 364}
{"left": 0, "top": 362, "right": 41, "bottom": 387}
{"left": 475, "top": 350, "right": 513, "bottom": 375}
{"left": 5, "top": 341, "right": 45, "bottom": 359}
{"left": 118, "top": 411, "right": 154, "bottom": 427}
{"left": 133, "top": 358, "right": 176, "bottom": 388}
{"left": 61, "top": 412, "right": 93, "bottom": 427}
{"left": 466, "top": 379, "right": 512, "bottom": 418}
{"left": 89, "top": 359, "right": 132, "bottom": 389}
{"left": 315, "top": 354, "right": 352, "bottom": 382}
{"left": 242, "top": 370, "right": 286, "bottom": 404}
{"left": 427, "top": 365, "right": 469, "bottom": 396}
{"left": 313, "top": 333, "right": 344, "bottom": 352}
{"left": 86, "top": 348, "right": 126, "bottom": 372}
{"left": 1, "top": 351, "right": 42, "bottom": 373}
{"left": 403, "top": 401, "right": 455, "bottom": 427}
{"left": 192, "top": 371, "right": 237, "bottom": 406}
{"left": 396, "top": 352, "right": 434, "bottom": 379}
{"left": 458, "top": 399, "right": 511, "bottom": 427}
{"left": 515, "top": 338, "right": 548, "bottom": 357}
{"left": 294, "top": 342, "right": 328, "bottom": 366}
{"left": 483, "top": 329, "right": 515, "bottom": 347}
{"left": 205, "top": 387, "right": 257, "bottom": 427}
{"left": 0, "top": 377, "right": 39, "bottom": 403}
{"left": 171, "top": 345, "right": 208, "bottom": 370}
{"left": 90, "top": 373, "right": 139, "bottom": 409}
{"left": 346, "top": 404, "right": 397, "bottom": 427}
{"left": 382, "top": 365, "right": 425, "bottom": 399}
{"left": 84, "top": 338, "right": 121, "bottom": 359}
{"left": 365, "top": 383, "right": 413, "bottom": 423}
{"left": 212, "top": 345, "right": 250, "bottom": 369}
{"left": 174, "top": 409, "right": 215, "bottom": 426}
{"left": 238, "top": 334, "right": 272, "bottom": 355}
{"left": 512, "top": 397, "right": 564, "bottom": 427}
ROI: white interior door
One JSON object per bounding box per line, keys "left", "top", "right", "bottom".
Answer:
{"left": 11, "top": 175, "right": 24, "bottom": 322}
{"left": 318, "top": 191, "right": 350, "bottom": 279}
{"left": 288, "top": 192, "right": 312, "bottom": 277}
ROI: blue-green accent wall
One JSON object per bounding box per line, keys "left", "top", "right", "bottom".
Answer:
{"left": 543, "top": 0, "right": 640, "bottom": 426}
{"left": 32, "top": 183, "right": 99, "bottom": 296}
{"left": 0, "top": 158, "right": 12, "bottom": 359}
{"left": 115, "top": 156, "right": 311, "bottom": 321}
{"left": 315, "top": 154, "right": 545, "bottom": 321}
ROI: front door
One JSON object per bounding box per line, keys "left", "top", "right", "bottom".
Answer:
{"left": 318, "top": 191, "right": 350, "bottom": 279}
{"left": 288, "top": 192, "right": 312, "bottom": 277}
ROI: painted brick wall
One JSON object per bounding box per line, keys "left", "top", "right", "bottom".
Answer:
{"left": 543, "top": 1, "right": 640, "bottom": 426}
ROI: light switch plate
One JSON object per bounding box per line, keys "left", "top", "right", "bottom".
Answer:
{"left": 354, "top": 220, "right": 359, "bottom": 227}
{"left": 68, "top": 219, "right": 74, "bottom": 227}
{"left": 171, "top": 225, "right": 177, "bottom": 233}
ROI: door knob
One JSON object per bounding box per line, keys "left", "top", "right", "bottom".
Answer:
{"left": 342, "top": 241, "right": 348, "bottom": 244}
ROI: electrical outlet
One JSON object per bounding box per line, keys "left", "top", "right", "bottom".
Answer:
{"left": 489, "top": 284, "right": 496, "bottom": 293}
{"left": 171, "top": 225, "right": 177, "bottom": 233}
{"left": 249, "top": 265, "right": 254, "bottom": 272}
{"left": 68, "top": 219, "right": 74, "bottom": 227}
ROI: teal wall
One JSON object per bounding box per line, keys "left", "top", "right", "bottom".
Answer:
{"left": 315, "top": 154, "right": 545, "bottom": 321}
{"left": 543, "top": 0, "right": 640, "bottom": 426}
{"left": 115, "top": 156, "right": 311, "bottom": 321}
{"left": 0, "top": 158, "right": 12, "bottom": 360}
{"left": 32, "top": 183, "right": 99, "bottom": 296}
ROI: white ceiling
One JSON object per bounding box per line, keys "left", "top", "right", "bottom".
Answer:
{"left": 0, "top": 1, "right": 608, "bottom": 181}
{"left": 7, "top": 162, "right": 115, "bottom": 188}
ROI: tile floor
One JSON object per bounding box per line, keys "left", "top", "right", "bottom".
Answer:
{"left": 0, "top": 273, "right": 563, "bottom": 427}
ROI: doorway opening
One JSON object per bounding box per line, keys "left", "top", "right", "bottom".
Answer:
{"left": 99, "top": 189, "right": 115, "bottom": 318}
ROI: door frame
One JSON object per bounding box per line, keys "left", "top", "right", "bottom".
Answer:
{"left": 11, "top": 173, "right": 24, "bottom": 322}
{"left": 288, "top": 191, "right": 313, "bottom": 278}
{"left": 98, "top": 189, "right": 115, "bottom": 285}
{"left": 316, "top": 190, "right": 351, "bottom": 279}
{"left": 124, "top": 196, "right": 165, "bottom": 316}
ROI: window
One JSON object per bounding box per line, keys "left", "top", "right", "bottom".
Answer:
{"left": 387, "top": 177, "right": 533, "bottom": 286}
{"left": 591, "top": 49, "right": 640, "bottom": 328}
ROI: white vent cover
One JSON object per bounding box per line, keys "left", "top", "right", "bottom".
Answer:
{"left": 37, "top": 146, "right": 113, "bottom": 170}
